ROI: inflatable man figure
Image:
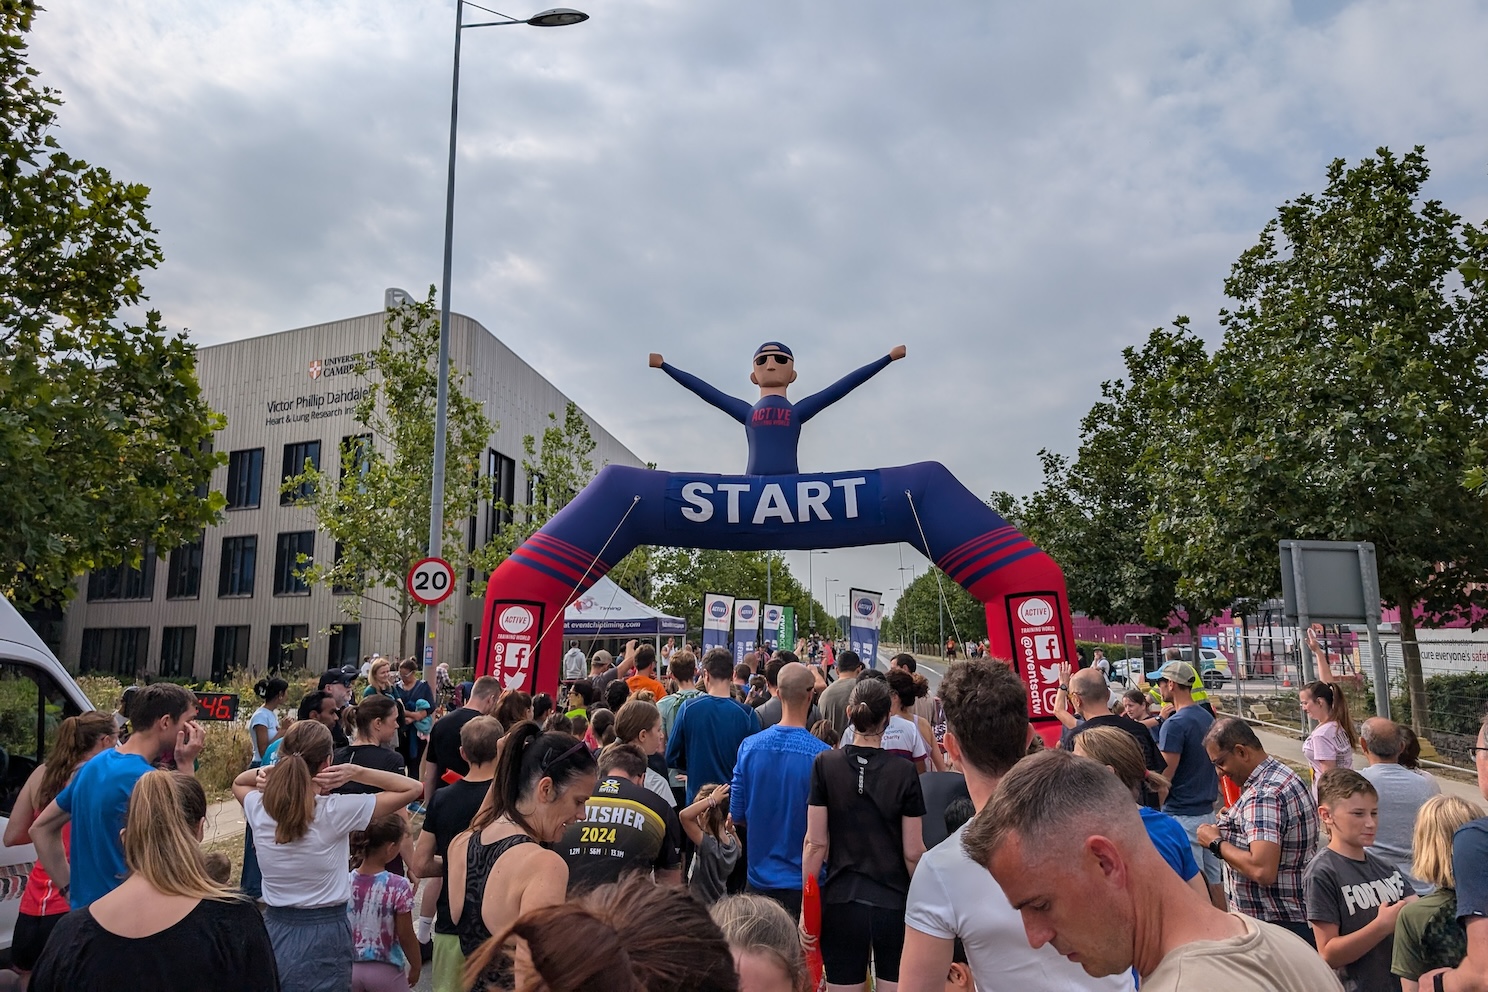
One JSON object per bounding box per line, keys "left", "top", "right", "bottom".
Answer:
{"left": 649, "top": 342, "right": 907, "bottom": 474}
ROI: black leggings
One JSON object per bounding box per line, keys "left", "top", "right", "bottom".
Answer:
{"left": 819, "top": 901, "right": 905, "bottom": 985}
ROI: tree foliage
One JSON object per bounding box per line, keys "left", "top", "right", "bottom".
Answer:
{"left": 1146, "top": 147, "right": 1488, "bottom": 732}
{"left": 0, "top": 2, "right": 223, "bottom": 606}
{"left": 648, "top": 549, "right": 838, "bottom": 639}
{"left": 284, "top": 289, "right": 493, "bottom": 656}
{"left": 882, "top": 568, "right": 985, "bottom": 650}
{"left": 469, "top": 401, "right": 652, "bottom": 597}
{"left": 994, "top": 319, "right": 1228, "bottom": 651}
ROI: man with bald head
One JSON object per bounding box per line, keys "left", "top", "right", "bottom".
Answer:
{"left": 1062, "top": 666, "right": 1165, "bottom": 805}
{"left": 963, "top": 749, "right": 1342, "bottom": 990}
{"left": 730, "top": 661, "right": 831, "bottom": 917}
{"left": 1359, "top": 716, "right": 1440, "bottom": 894}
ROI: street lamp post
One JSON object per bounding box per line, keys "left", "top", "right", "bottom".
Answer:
{"left": 805, "top": 550, "right": 827, "bottom": 631}
{"left": 424, "top": 4, "right": 588, "bottom": 682}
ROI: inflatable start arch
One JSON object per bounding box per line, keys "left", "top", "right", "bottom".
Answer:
{"left": 478, "top": 343, "right": 1079, "bottom": 737}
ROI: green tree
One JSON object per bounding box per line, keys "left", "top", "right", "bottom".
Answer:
{"left": 0, "top": 2, "right": 223, "bottom": 607}
{"left": 469, "top": 401, "right": 653, "bottom": 597}
{"left": 882, "top": 568, "right": 985, "bottom": 653}
{"left": 648, "top": 549, "right": 838, "bottom": 640}
{"left": 995, "top": 320, "right": 1229, "bottom": 655}
{"left": 1149, "top": 147, "right": 1488, "bottom": 733}
{"left": 283, "top": 289, "right": 494, "bottom": 657}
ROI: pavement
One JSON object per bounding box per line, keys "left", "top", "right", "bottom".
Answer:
{"left": 203, "top": 795, "right": 247, "bottom": 844}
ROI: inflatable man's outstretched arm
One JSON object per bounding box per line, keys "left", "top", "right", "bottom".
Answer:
{"left": 650, "top": 355, "right": 751, "bottom": 424}
{"left": 795, "top": 345, "right": 906, "bottom": 422}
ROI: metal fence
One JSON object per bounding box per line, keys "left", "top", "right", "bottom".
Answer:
{"left": 1377, "top": 638, "right": 1488, "bottom": 768}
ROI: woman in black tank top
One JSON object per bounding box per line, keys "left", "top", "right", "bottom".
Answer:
{"left": 448, "top": 724, "right": 597, "bottom": 990}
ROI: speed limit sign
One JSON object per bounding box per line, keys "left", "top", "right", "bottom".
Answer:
{"left": 406, "top": 557, "right": 455, "bottom": 606}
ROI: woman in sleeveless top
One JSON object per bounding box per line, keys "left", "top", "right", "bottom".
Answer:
{"left": 448, "top": 722, "right": 598, "bottom": 991}
{"left": 3, "top": 712, "right": 117, "bottom": 976}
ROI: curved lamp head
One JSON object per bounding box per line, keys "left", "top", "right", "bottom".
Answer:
{"left": 527, "top": 8, "right": 588, "bottom": 26}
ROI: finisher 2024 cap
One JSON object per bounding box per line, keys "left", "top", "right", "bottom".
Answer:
{"left": 754, "top": 342, "right": 794, "bottom": 360}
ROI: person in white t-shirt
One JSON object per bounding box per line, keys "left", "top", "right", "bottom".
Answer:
{"left": 233, "top": 720, "right": 422, "bottom": 992}
{"left": 840, "top": 672, "right": 931, "bottom": 771}
{"left": 897, "top": 660, "right": 1132, "bottom": 992}
{"left": 960, "top": 748, "right": 1343, "bottom": 992}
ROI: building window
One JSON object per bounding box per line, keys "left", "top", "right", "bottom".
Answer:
{"left": 463, "top": 623, "right": 475, "bottom": 668}
{"left": 166, "top": 533, "right": 204, "bottom": 599}
{"left": 327, "top": 624, "right": 361, "bottom": 670}
{"left": 219, "top": 535, "right": 257, "bottom": 598}
{"left": 80, "top": 628, "right": 149, "bottom": 678}
{"left": 160, "top": 626, "right": 196, "bottom": 678}
{"left": 273, "top": 531, "right": 314, "bottom": 596}
{"left": 86, "top": 549, "right": 156, "bottom": 603}
{"left": 211, "top": 626, "right": 250, "bottom": 682}
{"left": 281, "top": 440, "right": 322, "bottom": 504}
{"left": 267, "top": 624, "right": 309, "bottom": 673}
{"left": 341, "top": 434, "right": 372, "bottom": 480}
{"left": 226, "top": 448, "right": 264, "bottom": 509}
{"left": 487, "top": 449, "right": 515, "bottom": 540}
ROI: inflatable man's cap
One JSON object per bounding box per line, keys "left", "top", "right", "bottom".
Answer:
{"left": 754, "top": 341, "right": 794, "bottom": 360}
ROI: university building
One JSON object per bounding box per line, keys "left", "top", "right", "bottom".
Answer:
{"left": 59, "top": 294, "right": 644, "bottom": 681}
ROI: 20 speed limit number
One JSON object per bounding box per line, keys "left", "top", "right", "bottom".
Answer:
{"left": 406, "top": 557, "right": 455, "bottom": 606}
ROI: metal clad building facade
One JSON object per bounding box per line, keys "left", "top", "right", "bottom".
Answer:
{"left": 61, "top": 308, "right": 644, "bottom": 680}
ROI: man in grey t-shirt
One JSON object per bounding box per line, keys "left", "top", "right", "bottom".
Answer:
{"left": 1358, "top": 717, "right": 1440, "bottom": 895}
{"left": 817, "top": 649, "right": 864, "bottom": 734}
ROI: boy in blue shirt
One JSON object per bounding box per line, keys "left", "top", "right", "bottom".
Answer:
{"left": 32, "top": 683, "right": 203, "bottom": 908}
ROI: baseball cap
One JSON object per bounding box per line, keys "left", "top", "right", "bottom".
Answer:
{"left": 590, "top": 649, "right": 614, "bottom": 668}
{"left": 1147, "top": 660, "right": 1200, "bottom": 686}
{"left": 753, "top": 341, "right": 794, "bottom": 360}
{"left": 318, "top": 669, "right": 355, "bottom": 690}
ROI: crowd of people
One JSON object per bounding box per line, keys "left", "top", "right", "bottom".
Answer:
{"left": 13, "top": 633, "right": 1488, "bottom": 992}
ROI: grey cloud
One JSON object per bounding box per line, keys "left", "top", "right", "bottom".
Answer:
{"left": 29, "top": 0, "right": 1488, "bottom": 610}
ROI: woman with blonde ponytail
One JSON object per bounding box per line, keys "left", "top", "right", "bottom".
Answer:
{"left": 28, "top": 770, "right": 277, "bottom": 991}
{"left": 3, "top": 712, "right": 116, "bottom": 976}
{"left": 1073, "top": 725, "right": 1209, "bottom": 898}
{"left": 232, "top": 720, "right": 421, "bottom": 992}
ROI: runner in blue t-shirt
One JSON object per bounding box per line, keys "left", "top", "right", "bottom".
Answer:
{"left": 730, "top": 661, "right": 829, "bottom": 919}
{"left": 32, "top": 684, "right": 203, "bottom": 909}
{"left": 650, "top": 341, "right": 906, "bottom": 475}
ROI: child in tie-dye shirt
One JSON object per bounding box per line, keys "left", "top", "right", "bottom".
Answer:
{"left": 347, "top": 814, "right": 420, "bottom": 991}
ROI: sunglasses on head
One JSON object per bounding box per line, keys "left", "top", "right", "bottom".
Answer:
{"left": 541, "top": 738, "right": 588, "bottom": 771}
{"left": 755, "top": 353, "right": 791, "bottom": 366}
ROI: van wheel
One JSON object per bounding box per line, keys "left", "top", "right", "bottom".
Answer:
{"left": 1201, "top": 671, "right": 1223, "bottom": 690}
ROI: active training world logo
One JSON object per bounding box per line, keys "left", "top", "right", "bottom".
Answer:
{"left": 855, "top": 597, "right": 875, "bottom": 617}
{"left": 738, "top": 603, "right": 756, "bottom": 622}
{"left": 709, "top": 600, "right": 729, "bottom": 620}
{"left": 1016, "top": 597, "right": 1054, "bottom": 627}
{"left": 499, "top": 606, "right": 535, "bottom": 634}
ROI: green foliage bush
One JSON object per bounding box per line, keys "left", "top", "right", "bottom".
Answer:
{"left": 1391, "top": 671, "right": 1488, "bottom": 738}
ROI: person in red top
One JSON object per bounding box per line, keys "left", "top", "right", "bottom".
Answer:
{"left": 626, "top": 644, "right": 668, "bottom": 700}
{"left": 2, "top": 712, "right": 118, "bottom": 975}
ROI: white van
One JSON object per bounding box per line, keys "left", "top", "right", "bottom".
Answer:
{"left": 0, "top": 597, "right": 94, "bottom": 961}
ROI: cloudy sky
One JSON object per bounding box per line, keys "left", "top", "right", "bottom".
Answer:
{"left": 31, "top": 1, "right": 1488, "bottom": 622}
